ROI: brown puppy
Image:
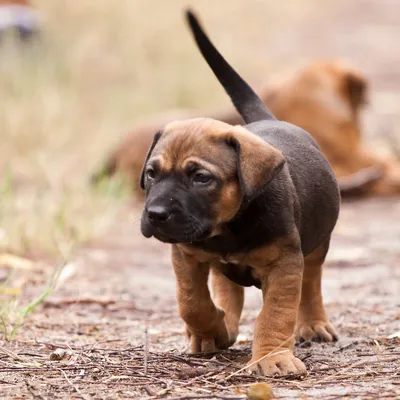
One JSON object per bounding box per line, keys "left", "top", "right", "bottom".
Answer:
{"left": 262, "top": 62, "right": 400, "bottom": 196}
{"left": 140, "top": 11, "right": 340, "bottom": 376}
{"left": 91, "top": 61, "right": 400, "bottom": 197}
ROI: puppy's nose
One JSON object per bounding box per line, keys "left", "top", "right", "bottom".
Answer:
{"left": 147, "top": 205, "right": 170, "bottom": 224}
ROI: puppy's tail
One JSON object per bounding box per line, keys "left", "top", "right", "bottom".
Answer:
{"left": 185, "top": 10, "right": 276, "bottom": 124}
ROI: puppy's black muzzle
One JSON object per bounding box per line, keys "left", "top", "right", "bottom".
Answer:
{"left": 141, "top": 202, "right": 213, "bottom": 244}
{"left": 141, "top": 176, "right": 215, "bottom": 243}
{"left": 147, "top": 205, "right": 171, "bottom": 225}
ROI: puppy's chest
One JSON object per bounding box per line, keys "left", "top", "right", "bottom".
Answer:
{"left": 217, "top": 257, "right": 262, "bottom": 288}
{"left": 184, "top": 241, "right": 280, "bottom": 266}
{"left": 195, "top": 250, "right": 262, "bottom": 288}
{"left": 180, "top": 243, "right": 281, "bottom": 288}
{"left": 184, "top": 247, "right": 269, "bottom": 266}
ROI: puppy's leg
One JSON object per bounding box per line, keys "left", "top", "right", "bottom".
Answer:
{"left": 172, "top": 246, "right": 231, "bottom": 353}
{"left": 247, "top": 250, "right": 306, "bottom": 376}
{"left": 210, "top": 267, "right": 244, "bottom": 346}
{"left": 296, "top": 238, "right": 338, "bottom": 342}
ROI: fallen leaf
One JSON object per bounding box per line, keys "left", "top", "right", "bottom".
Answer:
{"left": 247, "top": 382, "right": 275, "bottom": 400}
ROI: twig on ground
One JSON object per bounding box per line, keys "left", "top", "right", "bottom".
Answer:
{"left": 43, "top": 296, "right": 116, "bottom": 308}
{"left": 316, "top": 356, "right": 399, "bottom": 383}
{"left": 59, "top": 369, "right": 92, "bottom": 400}
{"left": 144, "top": 325, "right": 149, "bottom": 375}
{"left": 25, "top": 381, "right": 44, "bottom": 400}
{"left": 144, "top": 385, "right": 157, "bottom": 396}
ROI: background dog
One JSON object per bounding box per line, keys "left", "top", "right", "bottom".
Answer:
{"left": 140, "top": 10, "right": 340, "bottom": 376}
{"left": 91, "top": 60, "right": 400, "bottom": 198}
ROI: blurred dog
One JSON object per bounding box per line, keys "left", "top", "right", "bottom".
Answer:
{"left": 262, "top": 62, "right": 400, "bottom": 196}
{"left": 139, "top": 9, "right": 340, "bottom": 376}
{"left": 91, "top": 61, "right": 400, "bottom": 198}
{"left": 0, "top": 0, "right": 40, "bottom": 42}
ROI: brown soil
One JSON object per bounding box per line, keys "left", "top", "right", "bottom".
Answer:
{"left": 1, "top": 199, "right": 400, "bottom": 399}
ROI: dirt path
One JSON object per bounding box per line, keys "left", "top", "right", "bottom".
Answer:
{"left": 2, "top": 0, "right": 400, "bottom": 398}
{"left": 1, "top": 199, "right": 399, "bottom": 399}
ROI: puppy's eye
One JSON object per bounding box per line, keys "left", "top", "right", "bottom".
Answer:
{"left": 146, "top": 167, "right": 155, "bottom": 180}
{"left": 193, "top": 171, "right": 213, "bottom": 185}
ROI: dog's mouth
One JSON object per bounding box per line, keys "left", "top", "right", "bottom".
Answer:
{"left": 140, "top": 214, "right": 213, "bottom": 244}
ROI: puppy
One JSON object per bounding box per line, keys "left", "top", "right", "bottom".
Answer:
{"left": 139, "top": 10, "right": 340, "bottom": 376}
{"left": 91, "top": 60, "right": 400, "bottom": 198}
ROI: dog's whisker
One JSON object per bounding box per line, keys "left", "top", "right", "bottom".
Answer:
{"left": 188, "top": 216, "right": 204, "bottom": 242}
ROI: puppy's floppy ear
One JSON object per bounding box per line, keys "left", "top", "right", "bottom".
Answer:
{"left": 140, "top": 130, "right": 162, "bottom": 190}
{"left": 224, "top": 127, "right": 285, "bottom": 200}
{"left": 344, "top": 70, "right": 368, "bottom": 112}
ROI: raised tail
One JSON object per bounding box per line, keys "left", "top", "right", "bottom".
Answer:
{"left": 185, "top": 10, "right": 276, "bottom": 124}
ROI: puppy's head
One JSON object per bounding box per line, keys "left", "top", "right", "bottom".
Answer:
{"left": 140, "top": 118, "right": 284, "bottom": 244}
{"left": 263, "top": 60, "right": 368, "bottom": 119}
{"left": 323, "top": 61, "right": 368, "bottom": 117}
{"left": 261, "top": 61, "right": 369, "bottom": 162}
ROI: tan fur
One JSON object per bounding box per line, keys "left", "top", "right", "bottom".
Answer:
{"left": 210, "top": 267, "right": 244, "bottom": 344}
{"left": 296, "top": 240, "right": 338, "bottom": 342}
{"left": 94, "top": 60, "right": 400, "bottom": 197}
{"left": 176, "top": 230, "right": 309, "bottom": 375}
{"left": 172, "top": 245, "right": 231, "bottom": 353}
{"left": 216, "top": 181, "right": 243, "bottom": 223}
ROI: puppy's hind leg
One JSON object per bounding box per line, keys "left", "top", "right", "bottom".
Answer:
{"left": 296, "top": 238, "right": 338, "bottom": 342}
{"left": 210, "top": 267, "right": 244, "bottom": 346}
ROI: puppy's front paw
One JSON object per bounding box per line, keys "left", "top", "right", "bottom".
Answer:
{"left": 247, "top": 351, "right": 307, "bottom": 376}
{"left": 296, "top": 320, "right": 338, "bottom": 343}
{"left": 186, "top": 319, "right": 231, "bottom": 353}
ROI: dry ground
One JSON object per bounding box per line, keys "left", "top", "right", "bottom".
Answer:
{"left": 1, "top": 0, "right": 400, "bottom": 399}
{"left": 1, "top": 199, "right": 400, "bottom": 399}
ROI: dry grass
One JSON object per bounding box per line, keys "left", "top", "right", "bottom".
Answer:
{"left": 0, "top": 0, "right": 316, "bottom": 256}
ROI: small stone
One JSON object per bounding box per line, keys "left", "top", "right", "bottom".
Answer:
{"left": 50, "top": 348, "right": 72, "bottom": 361}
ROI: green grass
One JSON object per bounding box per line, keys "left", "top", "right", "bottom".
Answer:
{"left": 2, "top": 265, "right": 61, "bottom": 340}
